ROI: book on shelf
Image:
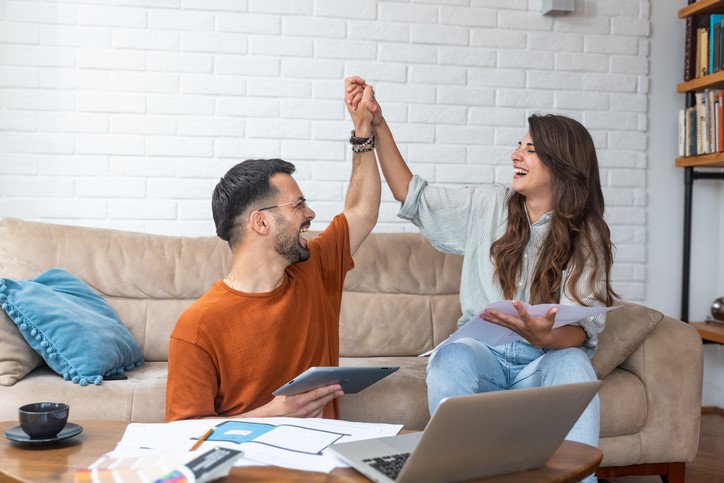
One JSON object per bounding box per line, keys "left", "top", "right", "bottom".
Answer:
{"left": 714, "top": 21, "right": 721, "bottom": 74}
{"left": 686, "top": 106, "right": 697, "bottom": 157}
{"left": 718, "top": 91, "right": 724, "bottom": 152}
{"left": 685, "top": 16, "right": 697, "bottom": 81}
{"left": 719, "top": 20, "right": 724, "bottom": 76}
{"left": 707, "top": 89, "right": 717, "bottom": 152}
{"left": 696, "top": 91, "right": 706, "bottom": 154}
{"left": 678, "top": 88, "right": 724, "bottom": 157}
{"left": 679, "top": 108, "right": 686, "bottom": 157}
{"left": 697, "top": 27, "right": 708, "bottom": 78}
{"left": 715, "top": 91, "right": 719, "bottom": 152}
{"left": 710, "top": 15, "right": 724, "bottom": 74}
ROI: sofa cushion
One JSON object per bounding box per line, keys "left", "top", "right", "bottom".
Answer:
{"left": 0, "top": 363, "right": 168, "bottom": 423}
{"left": 340, "top": 233, "right": 462, "bottom": 357}
{"left": 340, "top": 356, "right": 430, "bottom": 430}
{"left": 0, "top": 258, "right": 44, "bottom": 386}
{"left": 599, "top": 367, "right": 647, "bottom": 437}
{"left": 591, "top": 302, "right": 663, "bottom": 379}
{"left": 0, "top": 268, "right": 144, "bottom": 386}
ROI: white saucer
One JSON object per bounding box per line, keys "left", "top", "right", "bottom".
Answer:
{"left": 4, "top": 422, "right": 83, "bottom": 445}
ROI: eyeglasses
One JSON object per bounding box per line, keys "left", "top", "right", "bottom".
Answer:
{"left": 258, "top": 198, "right": 309, "bottom": 212}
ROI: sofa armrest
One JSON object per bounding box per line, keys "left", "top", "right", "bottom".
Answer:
{"left": 617, "top": 315, "right": 703, "bottom": 463}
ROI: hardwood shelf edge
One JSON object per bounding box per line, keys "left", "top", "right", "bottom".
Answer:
{"left": 701, "top": 406, "right": 724, "bottom": 416}
{"left": 675, "top": 153, "right": 724, "bottom": 167}
{"left": 677, "top": 70, "right": 724, "bottom": 92}
{"left": 691, "top": 321, "right": 724, "bottom": 344}
{"left": 679, "top": 0, "right": 724, "bottom": 19}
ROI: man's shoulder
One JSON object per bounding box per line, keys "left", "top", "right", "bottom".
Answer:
{"left": 291, "top": 213, "right": 352, "bottom": 282}
{"left": 306, "top": 214, "right": 349, "bottom": 254}
{"left": 310, "top": 213, "right": 348, "bottom": 242}
{"left": 172, "top": 283, "right": 226, "bottom": 338}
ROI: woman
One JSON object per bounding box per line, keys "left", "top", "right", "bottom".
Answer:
{"left": 346, "top": 77, "right": 616, "bottom": 482}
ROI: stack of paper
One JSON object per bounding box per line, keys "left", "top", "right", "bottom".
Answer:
{"left": 93, "top": 417, "right": 403, "bottom": 475}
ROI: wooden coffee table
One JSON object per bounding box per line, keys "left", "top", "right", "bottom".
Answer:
{"left": 0, "top": 420, "right": 602, "bottom": 482}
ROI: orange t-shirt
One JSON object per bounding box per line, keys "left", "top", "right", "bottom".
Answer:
{"left": 166, "top": 214, "right": 353, "bottom": 421}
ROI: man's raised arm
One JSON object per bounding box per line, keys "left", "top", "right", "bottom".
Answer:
{"left": 342, "top": 78, "right": 381, "bottom": 255}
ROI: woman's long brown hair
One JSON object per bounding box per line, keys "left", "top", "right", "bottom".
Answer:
{"left": 490, "top": 114, "right": 617, "bottom": 306}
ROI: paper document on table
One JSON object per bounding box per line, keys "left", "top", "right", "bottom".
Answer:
{"left": 110, "top": 417, "right": 403, "bottom": 474}
{"left": 420, "top": 301, "right": 619, "bottom": 356}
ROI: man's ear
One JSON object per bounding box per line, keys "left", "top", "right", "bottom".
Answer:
{"left": 249, "top": 210, "right": 270, "bottom": 235}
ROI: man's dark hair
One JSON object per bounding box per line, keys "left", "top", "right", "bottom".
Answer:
{"left": 212, "top": 159, "right": 295, "bottom": 247}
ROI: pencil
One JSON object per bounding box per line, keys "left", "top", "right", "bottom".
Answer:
{"left": 189, "top": 427, "right": 214, "bottom": 451}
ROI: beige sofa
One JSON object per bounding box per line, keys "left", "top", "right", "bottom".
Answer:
{"left": 0, "top": 218, "right": 703, "bottom": 480}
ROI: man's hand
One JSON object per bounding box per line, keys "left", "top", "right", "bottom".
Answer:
{"left": 247, "top": 384, "right": 344, "bottom": 418}
{"left": 481, "top": 300, "right": 556, "bottom": 348}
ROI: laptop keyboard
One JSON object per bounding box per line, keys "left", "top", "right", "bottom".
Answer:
{"left": 364, "top": 453, "right": 411, "bottom": 480}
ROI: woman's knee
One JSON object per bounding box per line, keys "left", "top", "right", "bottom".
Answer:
{"left": 544, "top": 347, "right": 589, "bottom": 364}
{"left": 427, "top": 338, "right": 490, "bottom": 376}
{"left": 539, "top": 347, "right": 596, "bottom": 381}
{"left": 429, "top": 339, "right": 475, "bottom": 371}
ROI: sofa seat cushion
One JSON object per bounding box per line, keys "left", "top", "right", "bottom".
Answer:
{"left": 599, "top": 367, "right": 646, "bottom": 438}
{"left": 340, "top": 357, "right": 429, "bottom": 430}
{"left": 0, "top": 363, "right": 167, "bottom": 423}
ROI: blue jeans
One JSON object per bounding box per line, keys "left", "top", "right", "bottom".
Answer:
{"left": 426, "top": 338, "right": 599, "bottom": 483}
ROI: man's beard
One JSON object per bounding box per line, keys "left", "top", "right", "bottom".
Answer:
{"left": 273, "top": 214, "right": 310, "bottom": 264}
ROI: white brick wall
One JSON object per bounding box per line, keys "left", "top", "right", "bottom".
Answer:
{"left": 0, "top": 0, "right": 650, "bottom": 301}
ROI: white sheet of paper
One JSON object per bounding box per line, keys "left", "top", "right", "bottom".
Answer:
{"left": 109, "top": 417, "right": 403, "bottom": 474}
{"left": 420, "top": 301, "right": 619, "bottom": 356}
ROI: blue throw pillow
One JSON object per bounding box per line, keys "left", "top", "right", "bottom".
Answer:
{"left": 0, "top": 268, "right": 144, "bottom": 386}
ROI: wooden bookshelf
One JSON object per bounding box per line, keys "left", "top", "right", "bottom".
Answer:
{"left": 679, "top": 0, "right": 724, "bottom": 19}
{"left": 677, "top": 1, "right": 724, "bottom": 341}
{"left": 675, "top": 152, "right": 724, "bottom": 167}
{"left": 691, "top": 322, "right": 724, "bottom": 343}
{"left": 677, "top": 69, "right": 724, "bottom": 92}
{"left": 676, "top": 1, "right": 724, "bottom": 167}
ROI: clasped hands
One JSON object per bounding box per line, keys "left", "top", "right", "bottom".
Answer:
{"left": 345, "top": 76, "right": 382, "bottom": 133}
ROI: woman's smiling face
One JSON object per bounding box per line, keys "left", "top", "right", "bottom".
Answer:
{"left": 511, "top": 131, "right": 552, "bottom": 202}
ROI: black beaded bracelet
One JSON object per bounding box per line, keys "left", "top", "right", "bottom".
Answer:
{"left": 352, "top": 144, "right": 375, "bottom": 153}
{"left": 349, "top": 129, "right": 374, "bottom": 146}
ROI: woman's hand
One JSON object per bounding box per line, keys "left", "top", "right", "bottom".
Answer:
{"left": 481, "top": 300, "right": 556, "bottom": 348}
{"left": 345, "top": 76, "right": 383, "bottom": 127}
{"left": 481, "top": 301, "right": 588, "bottom": 349}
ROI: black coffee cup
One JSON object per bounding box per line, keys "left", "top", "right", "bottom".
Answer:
{"left": 18, "top": 402, "right": 69, "bottom": 439}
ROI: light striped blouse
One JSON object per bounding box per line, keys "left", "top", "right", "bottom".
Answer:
{"left": 398, "top": 175, "right": 606, "bottom": 357}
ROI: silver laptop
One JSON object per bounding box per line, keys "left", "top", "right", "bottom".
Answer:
{"left": 329, "top": 380, "right": 602, "bottom": 483}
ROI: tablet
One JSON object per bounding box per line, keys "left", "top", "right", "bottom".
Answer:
{"left": 272, "top": 366, "right": 400, "bottom": 397}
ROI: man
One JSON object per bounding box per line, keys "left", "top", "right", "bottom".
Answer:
{"left": 166, "top": 80, "right": 379, "bottom": 421}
